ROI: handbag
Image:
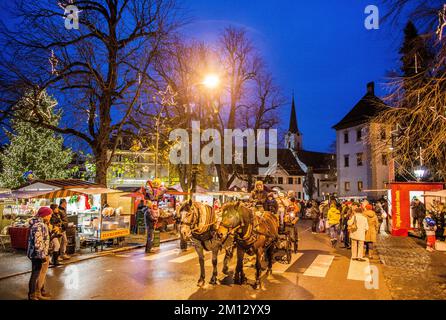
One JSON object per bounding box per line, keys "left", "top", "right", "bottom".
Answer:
{"left": 348, "top": 215, "right": 358, "bottom": 233}
{"left": 318, "top": 219, "right": 325, "bottom": 232}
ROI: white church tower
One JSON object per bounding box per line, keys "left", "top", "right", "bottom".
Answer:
{"left": 285, "top": 95, "right": 303, "bottom": 151}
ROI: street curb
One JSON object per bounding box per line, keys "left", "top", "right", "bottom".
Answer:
{"left": 0, "top": 236, "right": 180, "bottom": 281}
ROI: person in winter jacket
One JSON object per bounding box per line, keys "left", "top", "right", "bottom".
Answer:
{"left": 411, "top": 198, "right": 426, "bottom": 229}
{"left": 423, "top": 212, "right": 437, "bottom": 252}
{"left": 340, "top": 202, "right": 354, "bottom": 248}
{"left": 250, "top": 180, "right": 268, "bottom": 210}
{"left": 144, "top": 201, "right": 157, "bottom": 253}
{"left": 135, "top": 200, "right": 146, "bottom": 234}
{"left": 310, "top": 201, "right": 320, "bottom": 234}
{"left": 265, "top": 193, "right": 279, "bottom": 214}
{"left": 363, "top": 205, "right": 379, "bottom": 259}
{"left": 348, "top": 207, "right": 369, "bottom": 262}
{"left": 277, "top": 193, "right": 290, "bottom": 232}
{"left": 27, "top": 207, "right": 52, "bottom": 300}
{"left": 327, "top": 202, "right": 341, "bottom": 247}
{"left": 58, "top": 199, "right": 70, "bottom": 260}
{"left": 49, "top": 204, "right": 63, "bottom": 266}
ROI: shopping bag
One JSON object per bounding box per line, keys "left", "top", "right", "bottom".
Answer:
{"left": 318, "top": 219, "right": 325, "bottom": 233}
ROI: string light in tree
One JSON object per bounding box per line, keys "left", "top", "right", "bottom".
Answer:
{"left": 436, "top": 4, "right": 446, "bottom": 41}
{"left": 49, "top": 50, "right": 59, "bottom": 75}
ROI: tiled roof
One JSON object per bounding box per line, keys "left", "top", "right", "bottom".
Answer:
{"left": 296, "top": 150, "right": 335, "bottom": 173}
{"left": 333, "top": 83, "right": 389, "bottom": 130}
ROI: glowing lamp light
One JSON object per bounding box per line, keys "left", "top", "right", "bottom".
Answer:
{"left": 202, "top": 74, "right": 220, "bottom": 89}
{"left": 414, "top": 166, "right": 426, "bottom": 180}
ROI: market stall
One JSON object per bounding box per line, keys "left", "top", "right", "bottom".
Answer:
{"left": 1, "top": 179, "right": 131, "bottom": 251}
{"left": 389, "top": 182, "right": 444, "bottom": 237}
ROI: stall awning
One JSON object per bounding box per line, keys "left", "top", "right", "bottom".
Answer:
{"left": 71, "top": 187, "right": 121, "bottom": 195}
{"left": 0, "top": 189, "right": 83, "bottom": 200}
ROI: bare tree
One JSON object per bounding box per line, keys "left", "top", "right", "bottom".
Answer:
{"left": 234, "top": 68, "right": 283, "bottom": 190}
{"left": 376, "top": 0, "right": 446, "bottom": 180}
{"left": 0, "top": 0, "right": 182, "bottom": 185}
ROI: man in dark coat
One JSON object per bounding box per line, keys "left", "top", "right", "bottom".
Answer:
{"left": 58, "top": 199, "right": 70, "bottom": 260}
{"left": 143, "top": 201, "right": 157, "bottom": 253}
{"left": 412, "top": 198, "right": 426, "bottom": 229}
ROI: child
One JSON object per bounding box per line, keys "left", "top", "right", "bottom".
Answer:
{"left": 423, "top": 212, "right": 437, "bottom": 252}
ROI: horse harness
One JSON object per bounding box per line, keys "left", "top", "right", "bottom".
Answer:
{"left": 234, "top": 210, "right": 277, "bottom": 250}
{"left": 185, "top": 203, "right": 218, "bottom": 251}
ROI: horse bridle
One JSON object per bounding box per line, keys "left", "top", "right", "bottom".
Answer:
{"left": 181, "top": 204, "right": 217, "bottom": 234}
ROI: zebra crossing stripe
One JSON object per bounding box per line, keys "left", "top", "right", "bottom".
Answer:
{"left": 273, "top": 253, "right": 304, "bottom": 274}
{"left": 347, "top": 258, "right": 371, "bottom": 281}
{"left": 169, "top": 252, "right": 197, "bottom": 263}
{"left": 141, "top": 249, "right": 180, "bottom": 261}
{"left": 303, "top": 254, "right": 334, "bottom": 278}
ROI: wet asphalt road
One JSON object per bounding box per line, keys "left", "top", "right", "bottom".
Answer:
{"left": 0, "top": 221, "right": 392, "bottom": 300}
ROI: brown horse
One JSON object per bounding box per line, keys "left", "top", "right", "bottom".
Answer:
{"left": 217, "top": 202, "right": 279, "bottom": 289}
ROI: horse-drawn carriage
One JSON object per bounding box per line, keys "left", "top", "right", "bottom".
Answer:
{"left": 178, "top": 195, "right": 299, "bottom": 289}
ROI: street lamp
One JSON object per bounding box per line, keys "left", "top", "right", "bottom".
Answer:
{"left": 414, "top": 166, "right": 426, "bottom": 181}
{"left": 202, "top": 74, "right": 220, "bottom": 90}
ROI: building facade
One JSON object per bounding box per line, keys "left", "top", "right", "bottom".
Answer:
{"left": 231, "top": 96, "right": 337, "bottom": 200}
{"left": 333, "top": 82, "right": 391, "bottom": 199}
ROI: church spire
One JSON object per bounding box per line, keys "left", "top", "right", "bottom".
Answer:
{"left": 285, "top": 93, "right": 303, "bottom": 151}
{"left": 289, "top": 94, "right": 299, "bottom": 134}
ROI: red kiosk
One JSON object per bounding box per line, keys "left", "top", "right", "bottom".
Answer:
{"left": 390, "top": 182, "right": 444, "bottom": 237}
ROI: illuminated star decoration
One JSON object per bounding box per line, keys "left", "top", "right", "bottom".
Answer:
{"left": 49, "top": 50, "right": 59, "bottom": 75}
{"left": 436, "top": 4, "right": 446, "bottom": 41}
{"left": 158, "top": 85, "right": 178, "bottom": 106}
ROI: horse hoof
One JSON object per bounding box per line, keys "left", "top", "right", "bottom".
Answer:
{"left": 266, "top": 269, "right": 272, "bottom": 276}
{"left": 222, "top": 267, "right": 229, "bottom": 275}
{"left": 197, "top": 279, "right": 205, "bottom": 287}
{"left": 209, "top": 277, "right": 217, "bottom": 285}
{"left": 254, "top": 282, "right": 261, "bottom": 290}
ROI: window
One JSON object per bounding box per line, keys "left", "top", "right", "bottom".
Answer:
{"left": 297, "top": 177, "right": 302, "bottom": 185}
{"left": 297, "top": 192, "right": 302, "bottom": 199}
{"left": 382, "top": 154, "right": 388, "bottom": 166}
{"left": 344, "top": 155, "right": 350, "bottom": 167}
{"left": 277, "top": 177, "right": 283, "bottom": 185}
{"left": 344, "top": 131, "right": 349, "bottom": 144}
{"left": 344, "top": 182, "right": 351, "bottom": 192}
{"left": 288, "top": 177, "right": 293, "bottom": 185}
{"left": 357, "top": 128, "right": 363, "bottom": 141}
{"left": 358, "top": 181, "right": 363, "bottom": 192}
{"left": 356, "top": 153, "right": 363, "bottom": 166}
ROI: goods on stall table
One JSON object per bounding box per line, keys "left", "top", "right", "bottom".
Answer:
{"left": 435, "top": 240, "right": 446, "bottom": 251}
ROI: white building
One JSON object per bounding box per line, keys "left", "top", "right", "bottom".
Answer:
{"left": 333, "top": 82, "right": 391, "bottom": 200}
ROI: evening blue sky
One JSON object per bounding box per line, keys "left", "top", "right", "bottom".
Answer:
{"left": 183, "top": 0, "right": 407, "bottom": 152}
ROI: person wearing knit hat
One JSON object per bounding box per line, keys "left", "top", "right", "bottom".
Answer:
{"left": 27, "top": 207, "right": 52, "bottom": 300}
